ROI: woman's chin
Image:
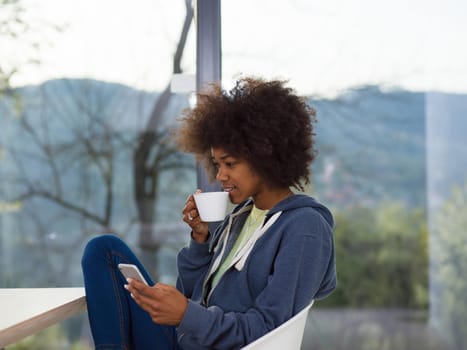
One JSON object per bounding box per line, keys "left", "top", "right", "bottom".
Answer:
{"left": 226, "top": 191, "right": 237, "bottom": 204}
{"left": 228, "top": 193, "right": 248, "bottom": 205}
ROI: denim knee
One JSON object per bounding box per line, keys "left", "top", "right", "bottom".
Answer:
{"left": 81, "top": 234, "right": 123, "bottom": 268}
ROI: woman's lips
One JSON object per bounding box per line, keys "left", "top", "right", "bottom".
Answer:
{"left": 223, "top": 186, "right": 234, "bottom": 193}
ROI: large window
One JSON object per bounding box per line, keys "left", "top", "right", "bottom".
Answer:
{"left": 2, "top": 0, "right": 466, "bottom": 348}
{"left": 222, "top": 1, "right": 467, "bottom": 349}
{"left": 1, "top": 0, "right": 196, "bottom": 347}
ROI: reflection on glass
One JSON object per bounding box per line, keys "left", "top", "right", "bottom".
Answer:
{"left": 221, "top": 0, "right": 466, "bottom": 349}
{"left": 1, "top": 1, "right": 196, "bottom": 347}
{"left": 427, "top": 93, "right": 467, "bottom": 349}
{"left": 1, "top": 0, "right": 467, "bottom": 347}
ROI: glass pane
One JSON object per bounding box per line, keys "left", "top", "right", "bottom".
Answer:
{"left": 426, "top": 93, "right": 467, "bottom": 350}
{"left": 1, "top": 0, "right": 196, "bottom": 347}
{"left": 222, "top": 1, "right": 467, "bottom": 349}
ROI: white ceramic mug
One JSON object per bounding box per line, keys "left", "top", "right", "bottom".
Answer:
{"left": 193, "top": 191, "right": 229, "bottom": 222}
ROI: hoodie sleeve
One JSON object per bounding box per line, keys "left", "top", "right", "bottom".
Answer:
{"left": 176, "top": 237, "right": 213, "bottom": 298}
{"left": 177, "top": 207, "right": 336, "bottom": 349}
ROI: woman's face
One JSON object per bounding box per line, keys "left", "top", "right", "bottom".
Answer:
{"left": 211, "top": 147, "right": 266, "bottom": 205}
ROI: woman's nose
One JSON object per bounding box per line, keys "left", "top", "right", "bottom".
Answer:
{"left": 216, "top": 167, "right": 228, "bottom": 181}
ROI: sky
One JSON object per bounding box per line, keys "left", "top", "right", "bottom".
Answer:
{"left": 4, "top": 0, "right": 467, "bottom": 97}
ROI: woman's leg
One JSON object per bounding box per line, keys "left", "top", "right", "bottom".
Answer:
{"left": 81, "top": 234, "right": 178, "bottom": 350}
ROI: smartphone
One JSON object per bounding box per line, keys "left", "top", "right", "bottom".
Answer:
{"left": 118, "top": 263, "right": 149, "bottom": 285}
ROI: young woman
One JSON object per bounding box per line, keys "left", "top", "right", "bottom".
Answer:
{"left": 81, "top": 77, "right": 336, "bottom": 349}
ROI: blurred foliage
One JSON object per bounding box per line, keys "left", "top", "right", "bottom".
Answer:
{"left": 320, "top": 201, "right": 428, "bottom": 308}
{"left": 431, "top": 182, "right": 467, "bottom": 350}
{"left": 1, "top": 0, "right": 62, "bottom": 96}
{"left": 0, "top": 0, "right": 24, "bottom": 92}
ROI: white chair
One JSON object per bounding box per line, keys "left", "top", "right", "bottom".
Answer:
{"left": 241, "top": 301, "right": 314, "bottom": 350}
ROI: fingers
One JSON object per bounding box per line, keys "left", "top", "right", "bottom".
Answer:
{"left": 124, "top": 278, "right": 146, "bottom": 298}
{"left": 186, "top": 208, "right": 197, "bottom": 222}
{"left": 182, "top": 190, "right": 209, "bottom": 242}
{"left": 124, "top": 281, "right": 188, "bottom": 325}
{"left": 184, "top": 189, "right": 201, "bottom": 205}
{"left": 125, "top": 279, "right": 154, "bottom": 309}
{"left": 183, "top": 207, "right": 201, "bottom": 225}
{"left": 183, "top": 209, "right": 209, "bottom": 240}
{"left": 182, "top": 190, "right": 201, "bottom": 224}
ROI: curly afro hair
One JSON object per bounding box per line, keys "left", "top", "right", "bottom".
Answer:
{"left": 175, "top": 76, "right": 318, "bottom": 191}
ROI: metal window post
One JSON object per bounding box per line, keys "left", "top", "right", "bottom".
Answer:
{"left": 195, "top": 0, "right": 222, "bottom": 192}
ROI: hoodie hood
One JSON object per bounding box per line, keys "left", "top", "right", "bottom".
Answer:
{"left": 268, "top": 194, "right": 334, "bottom": 229}
{"left": 227, "top": 194, "right": 334, "bottom": 232}
{"left": 269, "top": 194, "right": 336, "bottom": 300}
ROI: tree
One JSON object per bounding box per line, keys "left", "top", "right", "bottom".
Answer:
{"left": 0, "top": 0, "right": 61, "bottom": 94}
{"left": 430, "top": 182, "right": 467, "bottom": 350}
{"left": 133, "top": 0, "right": 194, "bottom": 273}
{"left": 1, "top": 0, "right": 25, "bottom": 92}
{"left": 322, "top": 202, "right": 428, "bottom": 308}
{"left": 1, "top": 0, "right": 196, "bottom": 283}
{"left": 2, "top": 79, "right": 141, "bottom": 285}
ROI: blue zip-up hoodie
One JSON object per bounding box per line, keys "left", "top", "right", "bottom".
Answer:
{"left": 176, "top": 194, "right": 336, "bottom": 349}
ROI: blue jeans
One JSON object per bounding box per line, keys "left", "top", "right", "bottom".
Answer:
{"left": 81, "top": 234, "right": 179, "bottom": 350}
